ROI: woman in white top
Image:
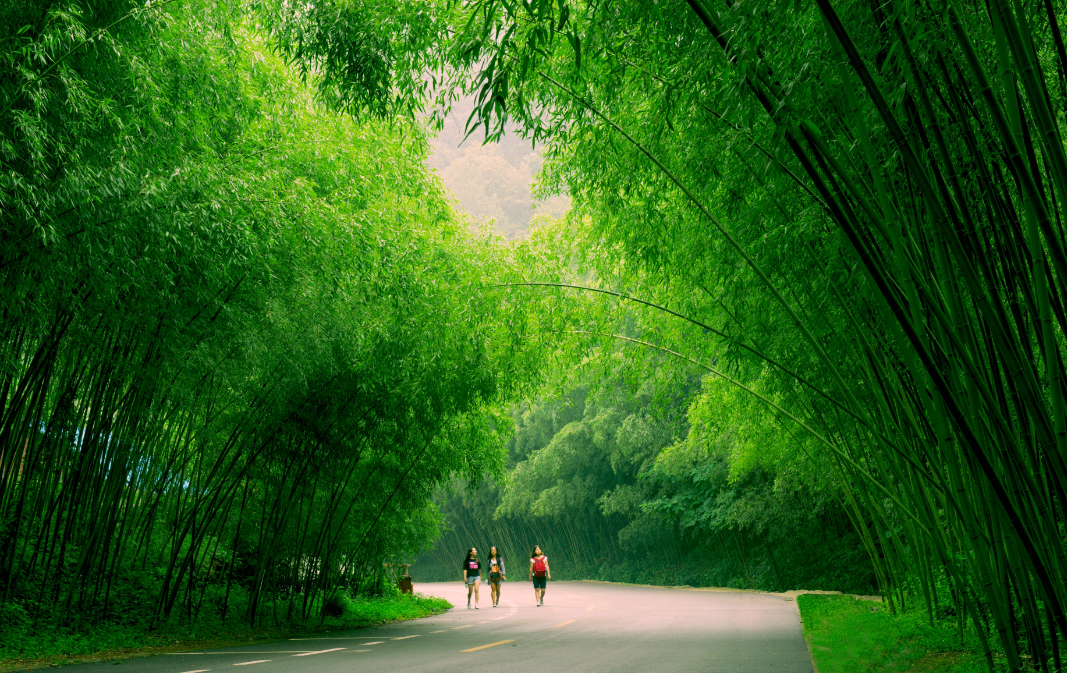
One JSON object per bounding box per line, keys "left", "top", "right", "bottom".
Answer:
{"left": 528, "top": 545, "right": 551, "bottom": 606}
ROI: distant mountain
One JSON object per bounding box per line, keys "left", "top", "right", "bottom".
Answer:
{"left": 427, "top": 97, "right": 569, "bottom": 239}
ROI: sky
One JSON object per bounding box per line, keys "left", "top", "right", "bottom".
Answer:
{"left": 425, "top": 97, "right": 569, "bottom": 239}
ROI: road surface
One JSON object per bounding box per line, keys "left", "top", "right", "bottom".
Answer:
{"left": 55, "top": 581, "right": 814, "bottom": 672}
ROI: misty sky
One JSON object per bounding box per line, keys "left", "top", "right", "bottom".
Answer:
{"left": 426, "top": 98, "right": 569, "bottom": 239}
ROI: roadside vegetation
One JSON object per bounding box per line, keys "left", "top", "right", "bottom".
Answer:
{"left": 799, "top": 594, "right": 989, "bottom": 673}
{"left": 0, "top": 0, "right": 520, "bottom": 665}
{"left": 419, "top": 1, "right": 1067, "bottom": 670}
{"left": 0, "top": 590, "right": 450, "bottom": 670}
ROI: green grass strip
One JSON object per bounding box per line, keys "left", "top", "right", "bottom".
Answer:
{"left": 797, "top": 594, "right": 990, "bottom": 673}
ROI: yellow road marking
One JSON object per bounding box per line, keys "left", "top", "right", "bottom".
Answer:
{"left": 234, "top": 661, "right": 270, "bottom": 666}
{"left": 392, "top": 636, "right": 420, "bottom": 640}
{"left": 552, "top": 620, "right": 576, "bottom": 628}
{"left": 430, "top": 630, "right": 446, "bottom": 633}
{"left": 462, "top": 640, "right": 515, "bottom": 652}
{"left": 181, "top": 670, "right": 211, "bottom": 673}
{"left": 479, "top": 620, "right": 490, "bottom": 623}
{"left": 363, "top": 641, "right": 384, "bottom": 645}
{"left": 452, "top": 625, "right": 473, "bottom": 630}
{"left": 293, "top": 648, "right": 345, "bottom": 657}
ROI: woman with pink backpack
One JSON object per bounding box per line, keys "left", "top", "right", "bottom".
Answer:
{"left": 528, "top": 545, "right": 551, "bottom": 606}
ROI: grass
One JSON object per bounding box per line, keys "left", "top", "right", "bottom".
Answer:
{"left": 0, "top": 593, "right": 452, "bottom": 672}
{"left": 797, "top": 594, "right": 990, "bottom": 673}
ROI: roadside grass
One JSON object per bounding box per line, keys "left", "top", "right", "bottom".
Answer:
{"left": 797, "top": 594, "right": 990, "bottom": 673}
{"left": 0, "top": 593, "right": 451, "bottom": 672}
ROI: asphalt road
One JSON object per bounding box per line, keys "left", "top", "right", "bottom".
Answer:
{"left": 56, "top": 581, "right": 815, "bottom": 672}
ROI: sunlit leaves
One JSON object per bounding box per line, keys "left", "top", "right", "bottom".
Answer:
{"left": 434, "top": 0, "right": 1067, "bottom": 667}
{"left": 0, "top": 0, "right": 538, "bottom": 630}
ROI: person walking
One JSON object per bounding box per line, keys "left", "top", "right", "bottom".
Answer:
{"left": 487, "top": 546, "right": 506, "bottom": 607}
{"left": 528, "top": 545, "right": 550, "bottom": 606}
{"left": 462, "top": 547, "right": 482, "bottom": 609}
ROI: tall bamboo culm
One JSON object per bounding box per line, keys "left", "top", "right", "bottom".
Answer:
{"left": 667, "top": 1, "right": 1067, "bottom": 670}
{"left": 454, "top": 0, "right": 1067, "bottom": 669}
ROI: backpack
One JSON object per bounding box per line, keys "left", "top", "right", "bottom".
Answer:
{"left": 532, "top": 556, "right": 547, "bottom": 577}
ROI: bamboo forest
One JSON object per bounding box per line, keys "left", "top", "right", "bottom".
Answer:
{"left": 2, "top": 0, "right": 1067, "bottom": 671}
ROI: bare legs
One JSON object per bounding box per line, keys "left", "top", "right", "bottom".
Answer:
{"left": 467, "top": 578, "right": 481, "bottom": 607}
{"left": 491, "top": 581, "right": 501, "bottom": 606}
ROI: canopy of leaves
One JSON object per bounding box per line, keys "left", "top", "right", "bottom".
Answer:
{"left": 0, "top": 0, "right": 540, "bottom": 637}
{"left": 418, "top": 0, "right": 1067, "bottom": 670}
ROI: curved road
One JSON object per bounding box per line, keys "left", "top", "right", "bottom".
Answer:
{"left": 57, "top": 581, "right": 814, "bottom": 672}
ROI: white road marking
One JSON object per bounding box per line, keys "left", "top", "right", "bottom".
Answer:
{"left": 233, "top": 661, "right": 270, "bottom": 666}
{"left": 180, "top": 670, "right": 211, "bottom": 672}
{"left": 452, "top": 625, "right": 473, "bottom": 630}
{"left": 293, "top": 648, "right": 345, "bottom": 657}
{"left": 289, "top": 637, "right": 387, "bottom": 641}
{"left": 429, "top": 630, "right": 446, "bottom": 633}
{"left": 392, "top": 635, "right": 420, "bottom": 640}
{"left": 363, "top": 641, "right": 384, "bottom": 645}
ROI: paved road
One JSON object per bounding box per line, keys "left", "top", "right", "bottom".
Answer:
{"left": 56, "top": 581, "right": 814, "bottom": 672}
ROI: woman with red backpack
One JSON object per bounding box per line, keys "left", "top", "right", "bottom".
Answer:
{"left": 528, "top": 545, "right": 550, "bottom": 606}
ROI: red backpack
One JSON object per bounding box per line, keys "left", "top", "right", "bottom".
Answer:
{"left": 532, "top": 556, "right": 547, "bottom": 577}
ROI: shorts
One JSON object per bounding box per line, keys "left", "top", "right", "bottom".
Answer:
{"left": 532, "top": 576, "right": 547, "bottom": 589}
{"left": 465, "top": 575, "right": 480, "bottom": 585}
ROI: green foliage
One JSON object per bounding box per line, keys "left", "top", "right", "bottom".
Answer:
{"left": 0, "top": 0, "right": 538, "bottom": 648}
{"left": 259, "top": 0, "right": 450, "bottom": 118}
{"left": 0, "top": 591, "right": 449, "bottom": 663}
{"left": 418, "top": 378, "right": 875, "bottom": 594}
{"left": 333, "top": 592, "right": 451, "bottom": 625}
{"left": 7, "top": 2, "right": 1067, "bottom": 672}
{"left": 420, "top": 0, "right": 1067, "bottom": 669}
{"left": 798, "top": 594, "right": 990, "bottom": 673}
